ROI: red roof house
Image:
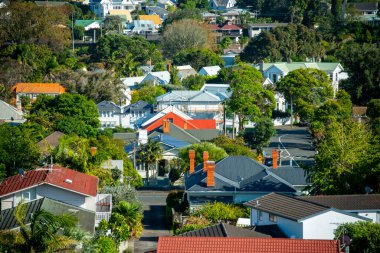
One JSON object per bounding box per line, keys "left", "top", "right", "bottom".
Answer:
{"left": 0, "top": 166, "right": 98, "bottom": 211}
{"left": 156, "top": 237, "right": 343, "bottom": 253}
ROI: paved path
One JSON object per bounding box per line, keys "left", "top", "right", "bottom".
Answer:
{"left": 134, "top": 191, "right": 170, "bottom": 253}
{"left": 263, "top": 126, "right": 315, "bottom": 167}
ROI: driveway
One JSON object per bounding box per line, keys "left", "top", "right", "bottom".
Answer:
{"left": 133, "top": 191, "right": 170, "bottom": 253}
{"left": 263, "top": 126, "right": 315, "bottom": 167}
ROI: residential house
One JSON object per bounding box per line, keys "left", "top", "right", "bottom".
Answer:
{"left": 156, "top": 90, "right": 225, "bottom": 124}
{"left": 220, "top": 8, "right": 256, "bottom": 25}
{"left": 108, "top": 9, "right": 133, "bottom": 22}
{"left": 209, "top": 0, "right": 236, "bottom": 11}
{"left": 185, "top": 156, "right": 302, "bottom": 211}
{"left": 151, "top": 0, "right": 176, "bottom": 10}
{"left": 298, "top": 194, "right": 380, "bottom": 223}
{"left": 221, "top": 53, "right": 238, "bottom": 66}
{"left": 121, "top": 75, "right": 146, "bottom": 90}
{"left": 97, "top": 100, "right": 126, "bottom": 129}
{"left": 202, "top": 12, "right": 218, "bottom": 23}
{"left": 178, "top": 222, "right": 270, "bottom": 238}
{"left": 354, "top": 2, "right": 378, "bottom": 16}
{"left": 0, "top": 99, "right": 25, "bottom": 124}
{"left": 37, "top": 131, "right": 65, "bottom": 156}
{"left": 140, "top": 65, "right": 155, "bottom": 74}
{"left": 210, "top": 21, "right": 243, "bottom": 42}
{"left": 156, "top": 237, "right": 343, "bottom": 253}
{"left": 146, "top": 6, "right": 169, "bottom": 20}
{"left": 139, "top": 14, "right": 162, "bottom": 28}
{"left": 0, "top": 197, "right": 96, "bottom": 233}
{"left": 142, "top": 106, "right": 217, "bottom": 132}
{"left": 256, "top": 62, "right": 348, "bottom": 96}
{"left": 126, "top": 20, "right": 157, "bottom": 35}
{"left": 351, "top": 106, "right": 368, "bottom": 123}
{"left": 198, "top": 66, "right": 221, "bottom": 77}
{"left": 89, "top": 0, "right": 140, "bottom": 18}
{"left": 248, "top": 23, "right": 288, "bottom": 38}
{"left": 245, "top": 193, "right": 370, "bottom": 239}
{"left": 140, "top": 71, "right": 171, "bottom": 85}
{"left": 97, "top": 100, "right": 153, "bottom": 129}
{"left": 176, "top": 65, "right": 198, "bottom": 81}
{"left": 124, "top": 100, "right": 153, "bottom": 128}
{"left": 11, "top": 83, "right": 65, "bottom": 107}
{"left": 75, "top": 19, "right": 102, "bottom": 31}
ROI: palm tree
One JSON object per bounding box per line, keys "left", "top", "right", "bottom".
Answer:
{"left": 112, "top": 201, "right": 143, "bottom": 238}
{"left": 138, "top": 138, "right": 163, "bottom": 181}
{"left": 14, "top": 202, "right": 78, "bottom": 253}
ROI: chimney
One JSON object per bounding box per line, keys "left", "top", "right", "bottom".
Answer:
{"left": 203, "top": 151, "right": 209, "bottom": 172}
{"left": 90, "top": 147, "right": 97, "bottom": 156}
{"left": 189, "top": 150, "right": 195, "bottom": 174}
{"left": 272, "top": 149, "right": 278, "bottom": 169}
{"left": 206, "top": 161, "right": 215, "bottom": 187}
{"left": 166, "top": 63, "right": 172, "bottom": 72}
{"left": 163, "top": 119, "right": 170, "bottom": 133}
{"left": 259, "top": 60, "right": 264, "bottom": 72}
{"left": 184, "top": 120, "right": 188, "bottom": 130}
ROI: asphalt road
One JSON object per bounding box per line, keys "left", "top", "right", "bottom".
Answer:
{"left": 134, "top": 191, "right": 170, "bottom": 253}
{"left": 263, "top": 126, "right": 315, "bottom": 167}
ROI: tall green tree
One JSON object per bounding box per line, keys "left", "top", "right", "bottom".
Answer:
{"left": 173, "top": 48, "right": 224, "bottom": 71}
{"left": 276, "top": 68, "right": 334, "bottom": 124}
{"left": 138, "top": 138, "right": 163, "bottom": 180}
{"left": 131, "top": 84, "right": 166, "bottom": 104}
{"left": 221, "top": 64, "right": 275, "bottom": 131}
{"left": 179, "top": 142, "right": 228, "bottom": 168}
{"left": 306, "top": 119, "right": 371, "bottom": 194}
{"left": 0, "top": 124, "right": 41, "bottom": 177}
{"left": 244, "top": 117, "right": 276, "bottom": 154}
{"left": 112, "top": 201, "right": 143, "bottom": 238}
{"left": 29, "top": 93, "right": 100, "bottom": 137}
{"left": 212, "top": 135, "right": 257, "bottom": 160}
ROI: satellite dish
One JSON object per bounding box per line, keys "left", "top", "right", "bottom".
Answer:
{"left": 18, "top": 169, "right": 25, "bottom": 176}
{"left": 365, "top": 186, "right": 373, "bottom": 194}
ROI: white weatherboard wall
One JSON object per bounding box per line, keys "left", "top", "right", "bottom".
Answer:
{"left": 358, "top": 212, "right": 378, "bottom": 223}
{"left": 36, "top": 184, "right": 96, "bottom": 212}
{"left": 302, "top": 210, "right": 367, "bottom": 239}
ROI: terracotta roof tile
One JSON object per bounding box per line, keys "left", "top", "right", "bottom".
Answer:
{"left": 0, "top": 166, "right": 98, "bottom": 197}
{"left": 11, "top": 83, "right": 65, "bottom": 94}
{"left": 157, "top": 237, "right": 342, "bottom": 253}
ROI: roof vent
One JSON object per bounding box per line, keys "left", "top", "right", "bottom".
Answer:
{"left": 65, "top": 179, "right": 73, "bottom": 184}
{"left": 256, "top": 200, "right": 260, "bottom": 206}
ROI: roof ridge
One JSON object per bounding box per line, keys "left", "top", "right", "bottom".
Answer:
{"left": 220, "top": 223, "right": 229, "bottom": 237}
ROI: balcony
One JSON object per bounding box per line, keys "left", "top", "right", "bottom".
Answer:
{"left": 95, "top": 194, "right": 112, "bottom": 227}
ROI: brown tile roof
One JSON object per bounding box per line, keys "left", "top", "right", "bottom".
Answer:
{"left": 0, "top": 166, "right": 98, "bottom": 197}
{"left": 37, "top": 131, "right": 65, "bottom": 154}
{"left": 298, "top": 194, "right": 380, "bottom": 211}
{"left": 156, "top": 237, "right": 343, "bottom": 253}
{"left": 244, "top": 193, "right": 329, "bottom": 221}
{"left": 11, "top": 83, "right": 65, "bottom": 94}
{"left": 351, "top": 106, "right": 367, "bottom": 116}
{"left": 178, "top": 223, "right": 271, "bottom": 238}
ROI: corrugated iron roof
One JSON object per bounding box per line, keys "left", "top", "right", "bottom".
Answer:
{"left": 0, "top": 166, "right": 98, "bottom": 197}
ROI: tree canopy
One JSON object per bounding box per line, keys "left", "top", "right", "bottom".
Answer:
{"left": 244, "top": 117, "right": 276, "bottom": 154}
{"left": 173, "top": 48, "right": 224, "bottom": 71}
{"left": 179, "top": 142, "right": 228, "bottom": 168}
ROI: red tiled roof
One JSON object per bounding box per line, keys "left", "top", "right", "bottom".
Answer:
{"left": 156, "top": 237, "right": 342, "bottom": 253}
{"left": 11, "top": 83, "right": 65, "bottom": 94}
{"left": 220, "top": 24, "right": 242, "bottom": 30}
{"left": 0, "top": 166, "right": 98, "bottom": 197}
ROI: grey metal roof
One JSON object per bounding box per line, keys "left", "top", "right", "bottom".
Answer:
{"left": 252, "top": 225, "right": 287, "bottom": 238}
{"left": 354, "top": 2, "right": 378, "bottom": 11}
{"left": 149, "top": 123, "right": 201, "bottom": 144}
{"left": 186, "top": 129, "right": 220, "bottom": 141}
{"left": 298, "top": 194, "right": 380, "bottom": 211}
{"left": 178, "top": 223, "right": 271, "bottom": 238}
{"left": 156, "top": 90, "right": 222, "bottom": 103}
{"left": 185, "top": 156, "right": 297, "bottom": 193}
{"left": 146, "top": 5, "right": 169, "bottom": 15}
{"left": 267, "top": 166, "right": 310, "bottom": 186}
{"left": 244, "top": 193, "right": 330, "bottom": 221}
{"left": 124, "top": 100, "right": 152, "bottom": 113}
{"left": 0, "top": 100, "right": 24, "bottom": 122}
{"left": 0, "top": 198, "right": 95, "bottom": 233}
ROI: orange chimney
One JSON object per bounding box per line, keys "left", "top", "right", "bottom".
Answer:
{"left": 203, "top": 151, "right": 209, "bottom": 172}
{"left": 90, "top": 147, "right": 97, "bottom": 156}
{"left": 189, "top": 149, "right": 195, "bottom": 174}
{"left": 163, "top": 119, "right": 170, "bottom": 133}
{"left": 184, "top": 120, "right": 188, "bottom": 130}
{"left": 206, "top": 161, "right": 215, "bottom": 187}
{"left": 272, "top": 149, "right": 278, "bottom": 169}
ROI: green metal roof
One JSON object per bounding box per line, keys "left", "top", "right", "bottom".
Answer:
{"left": 75, "top": 20, "right": 102, "bottom": 27}
{"left": 261, "top": 62, "right": 342, "bottom": 72}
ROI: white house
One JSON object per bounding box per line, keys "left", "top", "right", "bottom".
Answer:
{"left": 210, "top": 0, "right": 236, "bottom": 11}
{"left": 89, "top": 0, "right": 140, "bottom": 18}
{"left": 121, "top": 75, "right": 146, "bottom": 90}
{"left": 0, "top": 99, "right": 25, "bottom": 124}
{"left": 298, "top": 194, "right": 380, "bottom": 223}
{"left": 198, "top": 66, "right": 221, "bottom": 77}
{"left": 141, "top": 71, "right": 171, "bottom": 85}
{"left": 245, "top": 193, "right": 370, "bottom": 239}
{"left": 256, "top": 62, "right": 348, "bottom": 97}
{"left": 176, "top": 65, "right": 198, "bottom": 81}
{"left": 248, "top": 23, "right": 288, "bottom": 38}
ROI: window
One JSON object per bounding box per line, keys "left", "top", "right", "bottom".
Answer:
{"left": 329, "top": 73, "right": 333, "bottom": 80}
{"left": 258, "top": 211, "right": 263, "bottom": 221}
{"left": 272, "top": 74, "right": 278, "bottom": 83}
{"left": 269, "top": 214, "right": 277, "bottom": 222}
